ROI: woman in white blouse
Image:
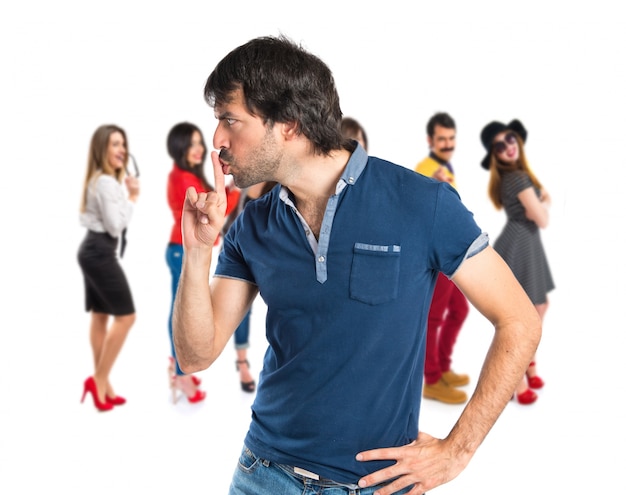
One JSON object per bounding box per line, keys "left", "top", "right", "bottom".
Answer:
{"left": 77, "top": 124, "right": 140, "bottom": 412}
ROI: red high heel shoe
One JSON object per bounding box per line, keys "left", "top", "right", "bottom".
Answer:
{"left": 169, "top": 373, "right": 206, "bottom": 404}
{"left": 526, "top": 361, "right": 544, "bottom": 389}
{"left": 106, "top": 395, "right": 126, "bottom": 406}
{"left": 516, "top": 388, "right": 538, "bottom": 405}
{"left": 81, "top": 377, "right": 113, "bottom": 412}
{"left": 169, "top": 357, "right": 201, "bottom": 386}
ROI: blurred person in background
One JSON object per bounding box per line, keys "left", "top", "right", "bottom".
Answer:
{"left": 165, "top": 121, "right": 240, "bottom": 403}
{"left": 78, "top": 124, "right": 139, "bottom": 412}
{"left": 341, "top": 116, "right": 368, "bottom": 151}
{"left": 480, "top": 118, "right": 554, "bottom": 405}
{"left": 415, "top": 112, "right": 470, "bottom": 405}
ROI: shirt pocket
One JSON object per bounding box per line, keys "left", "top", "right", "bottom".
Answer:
{"left": 349, "top": 243, "right": 401, "bottom": 305}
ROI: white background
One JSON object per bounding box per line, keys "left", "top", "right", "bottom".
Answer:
{"left": 1, "top": 1, "right": 624, "bottom": 493}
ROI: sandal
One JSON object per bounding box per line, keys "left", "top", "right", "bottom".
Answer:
{"left": 236, "top": 359, "right": 256, "bottom": 393}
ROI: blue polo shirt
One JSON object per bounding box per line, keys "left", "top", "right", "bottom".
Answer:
{"left": 215, "top": 144, "right": 486, "bottom": 484}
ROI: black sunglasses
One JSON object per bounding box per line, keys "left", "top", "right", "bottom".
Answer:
{"left": 125, "top": 153, "right": 140, "bottom": 178}
{"left": 493, "top": 132, "right": 517, "bottom": 154}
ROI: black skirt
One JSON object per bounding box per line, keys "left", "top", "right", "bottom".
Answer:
{"left": 77, "top": 231, "right": 135, "bottom": 315}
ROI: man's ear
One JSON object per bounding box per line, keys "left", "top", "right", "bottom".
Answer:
{"left": 280, "top": 121, "right": 300, "bottom": 140}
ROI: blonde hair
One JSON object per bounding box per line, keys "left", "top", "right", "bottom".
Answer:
{"left": 487, "top": 132, "right": 542, "bottom": 210}
{"left": 80, "top": 125, "right": 128, "bottom": 212}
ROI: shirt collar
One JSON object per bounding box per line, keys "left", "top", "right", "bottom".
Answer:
{"left": 340, "top": 142, "right": 368, "bottom": 187}
{"left": 429, "top": 151, "right": 454, "bottom": 174}
{"left": 279, "top": 143, "right": 368, "bottom": 201}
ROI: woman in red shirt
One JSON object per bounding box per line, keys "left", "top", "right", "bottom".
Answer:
{"left": 165, "top": 122, "right": 239, "bottom": 403}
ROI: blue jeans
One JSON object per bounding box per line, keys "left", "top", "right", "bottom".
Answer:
{"left": 234, "top": 309, "right": 251, "bottom": 349}
{"left": 166, "top": 243, "right": 184, "bottom": 375}
{"left": 229, "top": 446, "right": 415, "bottom": 495}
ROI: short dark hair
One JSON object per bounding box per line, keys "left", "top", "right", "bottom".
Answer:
{"left": 204, "top": 35, "right": 344, "bottom": 156}
{"left": 341, "top": 117, "right": 368, "bottom": 151}
{"left": 426, "top": 112, "right": 456, "bottom": 138}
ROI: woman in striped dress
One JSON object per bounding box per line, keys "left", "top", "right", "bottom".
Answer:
{"left": 480, "top": 119, "right": 554, "bottom": 405}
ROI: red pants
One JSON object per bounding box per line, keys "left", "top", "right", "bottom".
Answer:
{"left": 424, "top": 273, "right": 469, "bottom": 384}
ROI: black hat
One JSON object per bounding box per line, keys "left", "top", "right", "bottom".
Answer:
{"left": 480, "top": 119, "right": 527, "bottom": 170}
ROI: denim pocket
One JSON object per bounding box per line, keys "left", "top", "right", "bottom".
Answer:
{"left": 237, "top": 447, "right": 261, "bottom": 474}
{"left": 350, "top": 243, "right": 401, "bottom": 305}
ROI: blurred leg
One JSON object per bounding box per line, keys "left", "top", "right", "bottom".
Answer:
{"left": 423, "top": 274, "right": 453, "bottom": 384}
{"left": 438, "top": 282, "right": 469, "bottom": 373}
{"left": 235, "top": 310, "right": 255, "bottom": 390}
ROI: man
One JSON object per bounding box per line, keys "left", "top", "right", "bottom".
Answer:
{"left": 415, "top": 112, "right": 471, "bottom": 405}
{"left": 174, "top": 35, "right": 541, "bottom": 495}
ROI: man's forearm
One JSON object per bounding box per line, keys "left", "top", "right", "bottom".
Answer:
{"left": 444, "top": 317, "right": 541, "bottom": 460}
{"left": 172, "top": 248, "right": 215, "bottom": 374}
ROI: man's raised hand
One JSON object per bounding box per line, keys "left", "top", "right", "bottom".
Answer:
{"left": 180, "top": 150, "right": 227, "bottom": 249}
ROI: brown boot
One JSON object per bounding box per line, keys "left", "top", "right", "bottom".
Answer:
{"left": 441, "top": 370, "right": 470, "bottom": 387}
{"left": 423, "top": 378, "right": 467, "bottom": 404}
